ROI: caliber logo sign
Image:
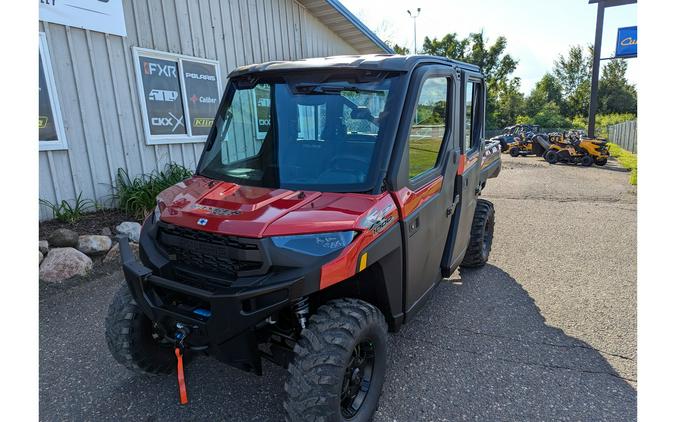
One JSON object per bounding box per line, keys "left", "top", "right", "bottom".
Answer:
{"left": 182, "top": 60, "right": 220, "bottom": 136}
{"left": 615, "top": 26, "right": 637, "bottom": 58}
{"left": 139, "top": 56, "right": 186, "bottom": 136}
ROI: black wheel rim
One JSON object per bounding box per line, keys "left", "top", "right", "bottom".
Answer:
{"left": 341, "top": 340, "right": 376, "bottom": 419}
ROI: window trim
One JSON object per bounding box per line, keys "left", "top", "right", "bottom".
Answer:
{"left": 133, "top": 47, "right": 223, "bottom": 145}
{"left": 463, "top": 77, "right": 484, "bottom": 154}
{"left": 39, "top": 32, "right": 68, "bottom": 151}
{"left": 406, "top": 73, "right": 452, "bottom": 186}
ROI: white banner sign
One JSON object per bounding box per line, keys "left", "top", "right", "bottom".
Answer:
{"left": 39, "top": 0, "right": 127, "bottom": 37}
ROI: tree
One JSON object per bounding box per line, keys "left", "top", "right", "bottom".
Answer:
{"left": 552, "top": 45, "right": 593, "bottom": 118}
{"left": 527, "top": 101, "right": 572, "bottom": 128}
{"left": 421, "top": 31, "right": 519, "bottom": 128}
{"left": 524, "top": 73, "right": 563, "bottom": 117}
{"left": 598, "top": 59, "right": 637, "bottom": 114}
{"left": 491, "top": 78, "right": 525, "bottom": 129}
{"left": 391, "top": 43, "right": 409, "bottom": 55}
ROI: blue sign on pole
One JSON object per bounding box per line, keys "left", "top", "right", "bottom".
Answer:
{"left": 616, "top": 26, "right": 637, "bottom": 58}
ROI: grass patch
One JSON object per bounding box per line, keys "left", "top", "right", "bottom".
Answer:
{"left": 115, "top": 163, "right": 193, "bottom": 219}
{"left": 607, "top": 143, "right": 637, "bottom": 185}
{"left": 409, "top": 137, "right": 442, "bottom": 178}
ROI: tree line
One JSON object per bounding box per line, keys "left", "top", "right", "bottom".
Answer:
{"left": 389, "top": 32, "right": 637, "bottom": 131}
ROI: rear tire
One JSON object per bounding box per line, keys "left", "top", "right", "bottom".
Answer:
{"left": 595, "top": 157, "right": 608, "bottom": 166}
{"left": 509, "top": 147, "right": 520, "bottom": 157}
{"left": 581, "top": 155, "right": 593, "bottom": 167}
{"left": 284, "top": 299, "right": 388, "bottom": 422}
{"left": 105, "top": 284, "right": 180, "bottom": 375}
{"left": 545, "top": 150, "right": 558, "bottom": 164}
{"left": 460, "top": 199, "right": 495, "bottom": 268}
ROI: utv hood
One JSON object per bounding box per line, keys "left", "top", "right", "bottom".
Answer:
{"left": 156, "top": 176, "right": 387, "bottom": 238}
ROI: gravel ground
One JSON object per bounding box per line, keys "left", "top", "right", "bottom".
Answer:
{"left": 39, "top": 154, "right": 636, "bottom": 421}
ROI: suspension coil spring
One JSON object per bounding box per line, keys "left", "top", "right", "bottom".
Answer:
{"left": 293, "top": 297, "right": 310, "bottom": 330}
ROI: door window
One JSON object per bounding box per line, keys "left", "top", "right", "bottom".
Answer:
{"left": 408, "top": 77, "right": 448, "bottom": 179}
{"left": 464, "top": 81, "right": 482, "bottom": 152}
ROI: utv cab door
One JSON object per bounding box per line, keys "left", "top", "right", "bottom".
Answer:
{"left": 443, "top": 72, "right": 486, "bottom": 270}
{"left": 389, "top": 65, "right": 461, "bottom": 316}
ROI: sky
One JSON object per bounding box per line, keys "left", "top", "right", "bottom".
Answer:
{"left": 340, "top": 0, "right": 637, "bottom": 95}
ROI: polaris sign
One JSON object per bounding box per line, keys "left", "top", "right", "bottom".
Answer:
{"left": 615, "top": 26, "right": 637, "bottom": 58}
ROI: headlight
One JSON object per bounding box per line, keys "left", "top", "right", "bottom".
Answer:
{"left": 271, "top": 231, "right": 357, "bottom": 257}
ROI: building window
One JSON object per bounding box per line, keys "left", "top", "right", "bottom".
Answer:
{"left": 408, "top": 77, "right": 448, "bottom": 179}
{"left": 39, "top": 33, "right": 68, "bottom": 151}
{"left": 133, "top": 48, "right": 222, "bottom": 145}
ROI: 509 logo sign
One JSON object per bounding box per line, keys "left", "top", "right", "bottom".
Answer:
{"left": 148, "top": 89, "right": 178, "bottom": 102}
{"left": 39, "top": 116, "right": 49, "bottom": 129}
{"left": 151, "top": 112, "right": 184, "bottom": 132}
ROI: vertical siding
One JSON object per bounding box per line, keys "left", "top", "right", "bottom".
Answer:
{"left": 39, "top": 0, "right": 360, "bottom": 220}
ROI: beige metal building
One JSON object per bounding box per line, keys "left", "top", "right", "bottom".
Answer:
{"left": 38, "top": 0, "right": 392, "bottom": 220}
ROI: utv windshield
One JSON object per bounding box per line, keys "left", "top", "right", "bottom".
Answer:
{"left": 197, "top": 71, "right": 400, "bottom": 192}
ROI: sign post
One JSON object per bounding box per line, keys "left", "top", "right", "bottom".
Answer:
{"left": 587, "top": 0, "right": 637, "bottom": 138}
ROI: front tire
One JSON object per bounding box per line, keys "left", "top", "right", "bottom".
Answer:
{"left": 595, "top": 157, "right": 608, "bottom": 166}
{"left": 509, "top": 147, "right": 520, "bottom": 157}
{"left": 284, "top": 299, "right": 388, "bottom": 422}
{"left": 461, "top": 199, "right": 495, "bottom": 268}
{"left": 545, "top": 149, "right": 559, "bottom": 164}
{"left": 105, "top": 284, "right": 180, "bottom": 375}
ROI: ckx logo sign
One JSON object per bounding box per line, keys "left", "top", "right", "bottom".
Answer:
{"left": 151, "top": 112, "right": 184, "bottom": 132}
{"left": 143, "top": 61, "right": 177, "bottom": 78}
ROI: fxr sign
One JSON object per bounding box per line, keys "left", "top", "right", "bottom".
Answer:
{"left": 615, "top": 26, "right": 637, "bottom": 58}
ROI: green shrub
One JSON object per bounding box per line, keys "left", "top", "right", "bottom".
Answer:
{"left": 115, "top": 163, "right": 193, "bottom": 219}
{"left": 607, "top": 143, "right": 637, "bottom": 186}
{"left": 40, "top": 191, "right": 95, "bottom": 224}
{"left": 572, "top": 113, "right": 636, "bottom": 138}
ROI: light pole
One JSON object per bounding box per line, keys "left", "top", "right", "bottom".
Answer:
{"left": 407, "top": 8, "right": 421, "bottom": 54}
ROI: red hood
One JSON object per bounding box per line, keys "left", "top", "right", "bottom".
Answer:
{"left": 156, "top": 176, "right": 391, "bottom": 238}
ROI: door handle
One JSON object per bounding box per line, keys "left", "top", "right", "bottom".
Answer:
{"left": 447, "top": 194, "right": 460, "bottom": 217}
{"left": 408, "top": 217, "right": 420, "bottom": 236}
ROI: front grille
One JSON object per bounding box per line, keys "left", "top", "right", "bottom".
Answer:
{"left": 157, "top": 222, "right": 268, "bottom": 281}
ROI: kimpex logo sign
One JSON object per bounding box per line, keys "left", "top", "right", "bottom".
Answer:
{"left": 143, "top": 61, "right": 177, "bottom": 78}
{"left": 151, "top": 112, "right": 184, "bottom": 132}
{"left": 185, "top": 72, "right": 216, "bottom": 81}
{"left": 148, "top": 89, "right": 178, "bottom": 102}
{"left": 190, "top": 94, "right": 217, "bottom": 104}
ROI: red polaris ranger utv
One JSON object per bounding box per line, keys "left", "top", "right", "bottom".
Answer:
{"left": 106, "top": 55, "right": 501, "bottom": 421}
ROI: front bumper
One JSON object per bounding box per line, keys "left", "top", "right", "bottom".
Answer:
{"left": 118, "top": 235, "right": 313, "bottom": 374}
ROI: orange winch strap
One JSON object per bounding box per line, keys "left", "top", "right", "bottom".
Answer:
{"left": 175, "top": 347, "right": 188, "bottom": 405}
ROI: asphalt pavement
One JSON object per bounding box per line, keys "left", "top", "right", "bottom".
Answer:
{"left": 39, "top": 154, "right": 637, "bottom": 421}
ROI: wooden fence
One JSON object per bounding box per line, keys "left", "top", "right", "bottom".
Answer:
{"left": 607, "top": 120, "right": 637, "bottom": 153}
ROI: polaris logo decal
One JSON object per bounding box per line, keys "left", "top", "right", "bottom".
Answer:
{"left": 197, "top": 218, "right": 208, "bottom": 226}
{"left": 193, "top": 204, "right": 242, "bottom": 216}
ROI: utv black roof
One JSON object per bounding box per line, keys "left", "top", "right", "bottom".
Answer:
{"left": 228, "top": 54, "right": 481, "bottom": 78}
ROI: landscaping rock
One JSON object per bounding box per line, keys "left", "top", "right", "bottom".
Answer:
{"left": 116, "top": 221, "right": 142, "bottom": 243}
{"left": 77, "top": 235, "right": 112, "bottom": 255}
{"left": 39, "top": 251, "right": 44, "bottom": 264}
{"left": 39, "top": 247, "right": 93, "bottom": 282}
{"left": 39, "top": 240, "right": 49, "bottom": 255}
{"left": 47, "top": 228, "right": 79, "bottom": 248}
{"left": 103, "top": 242, "right": 139, "bottom": 264}
{"left": 101, "top": 227, "right": 112, "bottom": 237}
